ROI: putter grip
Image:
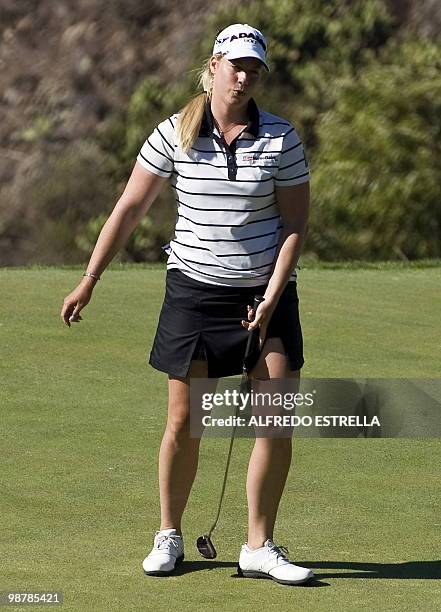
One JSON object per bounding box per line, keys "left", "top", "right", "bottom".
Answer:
{"left": 243, "top": 295, "right": 265, "bottom": 373}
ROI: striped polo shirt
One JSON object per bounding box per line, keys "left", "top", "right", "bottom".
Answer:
{"left": 137, "top": 98, "right": 309, "bottom": 287}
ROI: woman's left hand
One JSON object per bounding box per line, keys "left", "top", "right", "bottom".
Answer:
{"left": 241, "top": 299, "right": 276, "bottom": 348}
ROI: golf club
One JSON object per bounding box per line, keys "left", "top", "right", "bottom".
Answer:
{"left": 196, "top": 294, "right": 265, "bottom": 559}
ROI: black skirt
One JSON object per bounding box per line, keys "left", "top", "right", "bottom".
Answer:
{"left": 149, "top": 268, "right": 304, "bottom": 378}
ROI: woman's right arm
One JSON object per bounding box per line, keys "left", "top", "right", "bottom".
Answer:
{"left": 61, "top": 163, "right": 167, "bottom": 327}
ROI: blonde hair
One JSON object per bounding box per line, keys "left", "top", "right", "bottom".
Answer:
{"left": 176, "top": 54, "right": 223, "bottom": 153}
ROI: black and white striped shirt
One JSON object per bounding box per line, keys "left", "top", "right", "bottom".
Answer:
{"left": 137, "top": 98, "right": 309, "bottom": 287}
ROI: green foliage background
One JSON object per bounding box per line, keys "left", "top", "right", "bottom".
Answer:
{"left": 12, "top": 0, "right": 441, "bottom": 263}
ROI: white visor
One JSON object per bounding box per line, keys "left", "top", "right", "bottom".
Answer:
{"left": 213, "top": 23, "right": 269, "bottom": 71}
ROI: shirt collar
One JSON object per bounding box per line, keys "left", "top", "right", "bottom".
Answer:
{"left": 199, "top": 97, "right": 260, "bottom": 138}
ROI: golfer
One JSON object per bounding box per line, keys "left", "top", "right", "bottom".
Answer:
{"left": 61, "top": 24, "right": 313, "bottom": 585}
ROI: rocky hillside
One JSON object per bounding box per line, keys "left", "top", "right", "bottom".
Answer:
{"left": 3, "top": 0, "right": 439, "bottom": 184}
{"left": 0, "top": 0, "right": 212, "bottom": 173}
{"left": 0, "top": 0, "right": 225, "bottom": 264}
{"left": 0, "top": 0, "right": 439, "bottom": 265}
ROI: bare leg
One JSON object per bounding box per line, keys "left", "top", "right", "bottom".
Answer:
{"left": 246, "top": 436, "right": 293, "bottom": 548}
{"left": 158, "top": 360, "right": 208, "bottom": 535}
{"left": 245, "top": 338, "right": 299, "bottom": 549}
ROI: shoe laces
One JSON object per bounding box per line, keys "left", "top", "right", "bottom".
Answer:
{"left": 155, "top": 533, "right": 180, "bottom": 551}
{"left": 266, "top": 541, "right": 289, "bottom": 563}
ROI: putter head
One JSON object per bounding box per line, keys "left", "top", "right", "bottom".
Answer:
{"left": 196, "top": 535, "right": 217, "bottom": 559}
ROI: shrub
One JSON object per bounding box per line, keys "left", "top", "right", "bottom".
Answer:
{"left": 308, "top": 39, "right": 441, "bottom": 259}
{"left": 0, "top": 142, "right": 115, "bottom": 265}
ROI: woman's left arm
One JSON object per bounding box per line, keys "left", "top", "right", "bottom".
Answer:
{"left": 265, "top": 181, "right": 310, "bottom": 303}
{"left": 244, "top": 182, "right": 310, "bottom": 338}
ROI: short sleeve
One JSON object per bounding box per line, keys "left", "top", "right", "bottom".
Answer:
{"left": 137, "top": 116, "right": 175, "bottom": 177}
{"left": 274, "top": 125, "right": 310, "bottom": 186}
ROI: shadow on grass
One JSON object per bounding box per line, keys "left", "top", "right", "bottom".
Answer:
{"left": 175, "top": 560, "right": 236, "bottom": 575}
{"left": 159, "top": 559, "right": 441, "bottom": 586}
{"left": 300, "top": 560, "right": 441, "bottom": 580}
{"left": 175, "top": 561, "right": 329, "bottom": 586}
{"left": 174, "top": 560, "right": 441, "bottom": 587}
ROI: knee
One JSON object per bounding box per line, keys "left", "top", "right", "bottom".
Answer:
{"left": 166, "top": 417, "right": 190, "bottom": 439}
{"left": 165, "top": 402, "right": 192, "bottom": 439}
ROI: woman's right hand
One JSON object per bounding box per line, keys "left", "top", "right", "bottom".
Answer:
{"left": 61, "top": 280, "right": 95, "bottom": 327}
{"left": 60, "top": 165, "right": 167, "bottom": 328}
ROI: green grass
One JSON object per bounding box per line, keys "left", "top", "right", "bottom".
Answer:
{"left": 1, "top": 267, "right": 440, "bottom": 611}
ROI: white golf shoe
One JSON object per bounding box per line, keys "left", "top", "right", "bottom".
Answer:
{"left": 142, "top": 528, "right": 184, "bottom": 576}
{"left": 238, "top": 539, "right": 314, "bottom": 585}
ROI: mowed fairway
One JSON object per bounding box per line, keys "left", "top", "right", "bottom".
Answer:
{"left": 1, "top": 265, "right": 440, "bottom": 611}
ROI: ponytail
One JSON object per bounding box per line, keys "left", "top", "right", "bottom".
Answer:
{"left": 176, "top": 54, "right": 222, "bottom": 153}
{"left": 176, "top": 92, "right": 208, "bottom": 153}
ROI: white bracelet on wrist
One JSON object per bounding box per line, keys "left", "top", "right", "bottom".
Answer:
{"left": 83, "top": 272, "right": 100, "bottom": 281}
